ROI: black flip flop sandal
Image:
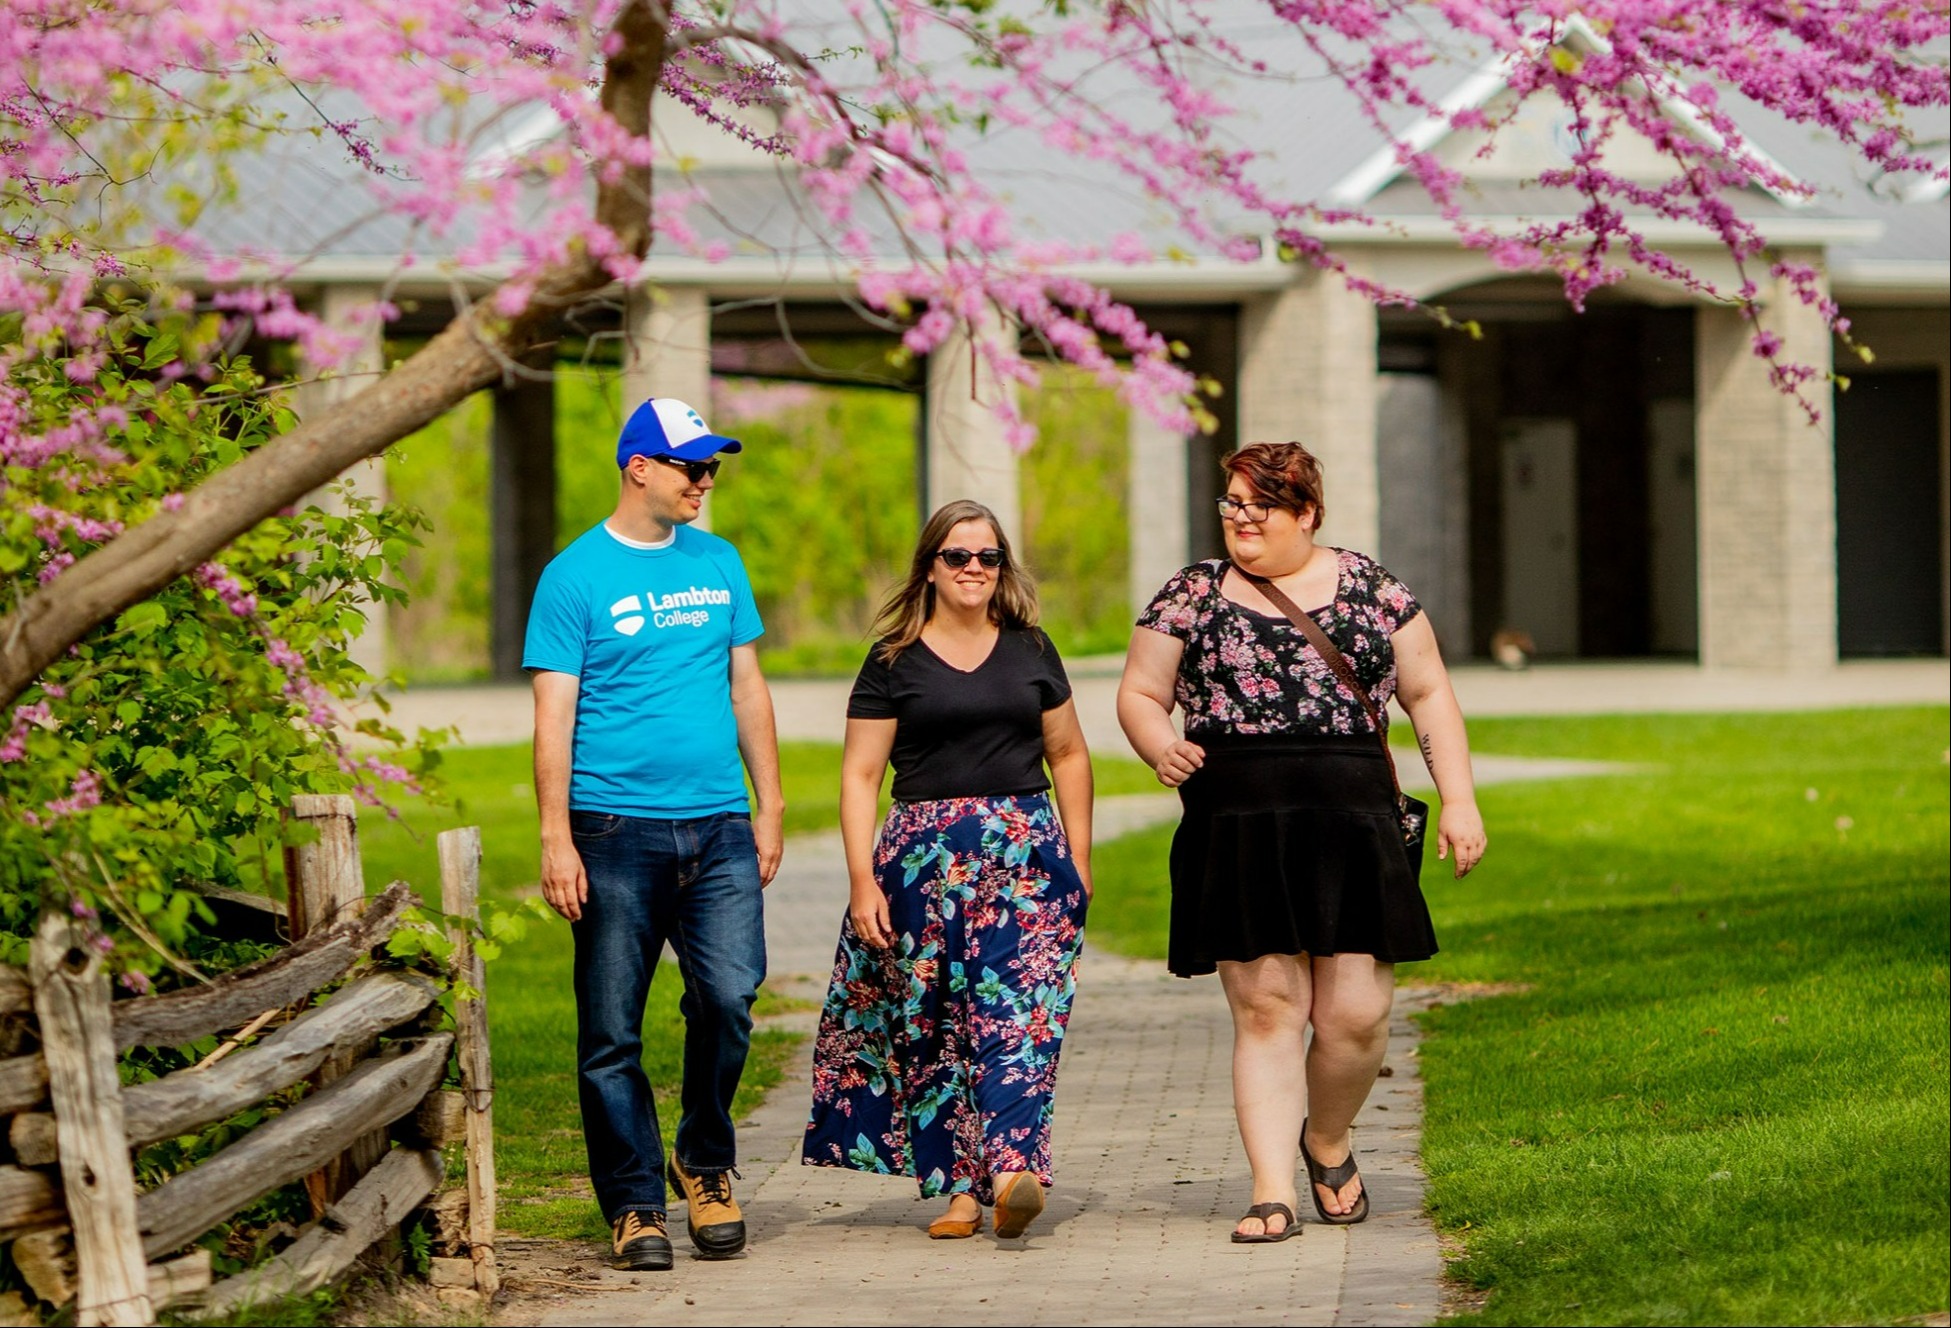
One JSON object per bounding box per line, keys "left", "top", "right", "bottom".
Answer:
{"left": 1300, "top": 1118, "right": 1370, "bottom": 1225}
{"left": 1230, "top": 1201, "right": 1300, "bottom": 1244}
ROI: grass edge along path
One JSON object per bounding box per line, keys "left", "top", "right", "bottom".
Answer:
{"left": 1093, "top": 707, "right": 1950, "bottom": 1327}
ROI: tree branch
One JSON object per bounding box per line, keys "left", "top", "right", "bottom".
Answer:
{"left": 0, "top": 2, "right": 668, "bottom": 711}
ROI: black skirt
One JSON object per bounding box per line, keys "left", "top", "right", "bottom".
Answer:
{"left": 1167, "top": 733, "right": 1438, "bottom": 977}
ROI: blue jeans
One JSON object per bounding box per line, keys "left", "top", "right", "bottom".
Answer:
{"left": 569, "top": 809, "right": 766, "bottom": 1221}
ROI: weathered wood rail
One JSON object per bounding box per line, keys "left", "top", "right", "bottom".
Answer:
{"left": 0, "top": 796, "right": 498, "bottom": 1325}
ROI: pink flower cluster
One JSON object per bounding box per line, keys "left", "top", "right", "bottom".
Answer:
{"left": 193, "top": 562, "right": 259, "bottom": 619}
{"left": 42, "top": 767, "right": 102, "bottom": 818}
{"left": 0, "top": 0, "right": 1942, "bottom": 643}
{"left": 0, "top": 700, "right": 55, "bottom": 763}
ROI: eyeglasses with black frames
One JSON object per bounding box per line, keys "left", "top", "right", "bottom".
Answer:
{"left": 652, "top": 455, "right": 722, "bottom": 484}
{"left": 935, "top": 547, "right": 1006, "bottom": 570}
{"left": 1215, "top": 496, "right": 1275, "bottom": 523}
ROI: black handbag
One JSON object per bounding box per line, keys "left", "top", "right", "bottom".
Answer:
{"left": 1231, "top": 564, "right": 1429, "bottom": 879}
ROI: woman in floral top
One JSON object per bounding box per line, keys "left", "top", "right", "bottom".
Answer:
{"left": 803, "top": 500, "right": 1093, "bottom": 1243}
{"left": 1118, "top": 442, "right": 1487, "bottom": 1244}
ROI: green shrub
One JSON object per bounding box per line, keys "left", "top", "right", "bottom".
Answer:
{"left": 385, "top": 366, "right": 1138, "bottom": 679}
{"left": 1, "top": 302, "right": 437, "bottom": 982}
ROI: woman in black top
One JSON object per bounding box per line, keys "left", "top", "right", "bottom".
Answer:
{"left": 1119, "top": 443, "right": 1486, "bottom": 1244}
{"left": 802, "top": 500, "right": 1093, "bottom": 1243}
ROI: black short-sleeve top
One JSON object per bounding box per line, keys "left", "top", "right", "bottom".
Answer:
{"left": 1135, "top": 551, "right": 1422, "bottom": 740}
{"left": 848, "top": 627, "right": 1073, "bottom": 802}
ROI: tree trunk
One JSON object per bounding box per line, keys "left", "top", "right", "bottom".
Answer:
{"left": 0, "top": 0, "right": 666, "bottom": 712}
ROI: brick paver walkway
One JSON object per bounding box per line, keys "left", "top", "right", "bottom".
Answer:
{"left": 524, "top": 819, "right": 1443, "bottom": 1328}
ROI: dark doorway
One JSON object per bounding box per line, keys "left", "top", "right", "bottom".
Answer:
{"left": 1835, "top": 369, "right": 1946, "bottom": 656}
{"left": 1443, "top": 292, "right": 1692, "bottom": 659}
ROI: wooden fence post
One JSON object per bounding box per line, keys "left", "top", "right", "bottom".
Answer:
{"left": 437, "top": 827, "right": 498, "bottom": 1297}
{"left": 285, "top": 794, "right": 385, "bottom": 1206}
{"left": 30, "top": 915, "right": 155, "bottom": 1328}
{"left": 285, "top": 793, "right": 366, "bottom": 938}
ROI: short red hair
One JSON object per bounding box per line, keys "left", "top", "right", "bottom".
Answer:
{"left": 1221, "top": 442, "right": 1325, "bottom": 527}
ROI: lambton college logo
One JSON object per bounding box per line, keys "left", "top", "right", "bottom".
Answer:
{"left": 609, "top": 586, "right": 733, "bottom": 634}
{"left": 609, "top": 595, "right": 646, "bottom": 636}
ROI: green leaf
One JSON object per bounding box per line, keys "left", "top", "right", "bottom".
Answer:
{"left": 117, "top": 602, "right": 169, "bottom": 635}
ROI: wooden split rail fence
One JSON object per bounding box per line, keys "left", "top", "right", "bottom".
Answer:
{"left": 0, "top": 796, "right": 497, "bottom": 1325}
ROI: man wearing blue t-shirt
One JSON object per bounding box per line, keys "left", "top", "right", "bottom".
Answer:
{"left": 523, "top": 397, "right": 783, "bottom": 1273}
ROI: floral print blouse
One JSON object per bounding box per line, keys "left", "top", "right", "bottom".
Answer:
{"left": 1135, "top": 551, "right": 1423, "bottom": 739}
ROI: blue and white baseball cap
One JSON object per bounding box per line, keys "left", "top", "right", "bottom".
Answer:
{"left": 616, "top": 398, "right": 744, "bottom": 469}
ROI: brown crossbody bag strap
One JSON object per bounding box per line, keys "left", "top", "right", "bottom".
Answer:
{"left": 1229, "top": 562, "right": 1404, "bottom": 805}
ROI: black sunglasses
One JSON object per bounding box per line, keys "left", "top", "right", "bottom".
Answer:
{"left": 652, "top": 454, "right": 722, "bottom": 483}
{"left": 935, "top": 546, "right": 1006, "bottom": 570}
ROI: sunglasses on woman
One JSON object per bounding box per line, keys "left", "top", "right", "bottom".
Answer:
{"left": 935, "top": 546, "right": 1006, "bottom": 570}
{"left": 652, "top": 454, "right": 722, "bottom": 483}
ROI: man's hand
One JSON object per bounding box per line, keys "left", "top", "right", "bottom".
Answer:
{"left": 540, "top": 835, "right": 589, "bottom": 921}
{"left": 754, "top": 806, "right": 784, "bottom": 887}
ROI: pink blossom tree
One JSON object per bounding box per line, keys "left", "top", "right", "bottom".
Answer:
{"left": 2, "top": 0, "right": 1944, "bottom": 719}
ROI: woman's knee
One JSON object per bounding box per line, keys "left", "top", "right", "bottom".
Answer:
{"left": 1233, "top": 999, "right": 1304, "bottom": 1041}
{"left": 1309, "top": 996, "right": 1390, "bottom": 1051}
{"left": 1223, "top": 975, "right": 1310, "bottom": 1040}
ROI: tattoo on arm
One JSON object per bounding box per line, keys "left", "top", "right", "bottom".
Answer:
{"left": 1419, "top": 731, "right": 1436, "bottom": 772}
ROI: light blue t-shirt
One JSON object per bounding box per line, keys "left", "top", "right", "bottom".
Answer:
{"left": 523, "top": 523, "right": 764, "bottom": 818}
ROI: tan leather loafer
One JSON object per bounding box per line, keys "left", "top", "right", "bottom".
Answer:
{"left": 993, "top": 1171, "right": 1046, "bottom": 1239}
{"left": 927, "top": 1208, "right": 985, "bottom": 1239}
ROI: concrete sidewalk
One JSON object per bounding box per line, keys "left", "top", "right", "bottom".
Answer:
{"left": 357, "top": 658, "right": 1947, "bottom": 751}
{"left": 503, "top": 824, "right": 1444, "bottom": 1328}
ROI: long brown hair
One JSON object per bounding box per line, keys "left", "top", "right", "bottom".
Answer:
{"left": 872, "top": 500, "right": 1040, "bottom": 663}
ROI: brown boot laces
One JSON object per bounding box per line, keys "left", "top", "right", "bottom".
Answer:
{"left": 614, "top": 1210, "right": 667, "bottom": 1247}
{"left": 693, "top": 1166, "right": 740, "bottom": 1206}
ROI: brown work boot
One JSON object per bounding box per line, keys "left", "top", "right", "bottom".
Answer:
{"left": 610, "top": 1209, "right": 673, "bottom": 1271}
{"left": 666, "top": 1156, "right": 746, "bottom": 1258}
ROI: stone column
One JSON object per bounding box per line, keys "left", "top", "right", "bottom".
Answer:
{"left": 1377, "top": 371, "right": 1470, "bottom": 651}
{"left": 1237, "top": 267, "right": 1380, "bottom": 553}
{"left": 1694, "top": 253, "right": 1837, "bottom": 669}
{"left": 923, "top": 315, "right": 1019, "bottom": 539}
{"left": 490, "top": 348, "right": 557, "bottom": 679}
{"left": 299, "top": 284, "right": 389, "bottom": 676}
{"left": 623, "top": 284, "right": 714, "bottom": 528}
{"left": 1128, "top": 409, "right": 1190, "bottom": 616}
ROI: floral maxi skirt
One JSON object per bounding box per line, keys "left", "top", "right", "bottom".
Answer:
{"left": 801, "top": 793, "right": 1088, "bottom": 1203}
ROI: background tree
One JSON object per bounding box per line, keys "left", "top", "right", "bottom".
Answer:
{"left": 0, "top": 295, "right": 435, "bottom": 977}
{"left": 2, "top": 0, "right": 1944, "bottom": 700}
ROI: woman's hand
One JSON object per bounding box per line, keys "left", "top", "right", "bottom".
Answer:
{"left": 1152, "top": 739, "right": 1206, "bottom": 788}
{"left": 1075, "top": 857, "right": 1094, "bottom": 902}
{"left": 849, "top": 881, "right": 893, "bottom": 948}
{"left": 1436, "top": 800, "right": 1487, "bottom": 878}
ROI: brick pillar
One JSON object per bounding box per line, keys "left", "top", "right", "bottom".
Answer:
{"left": 923, "top": 314, "right": 1020, "bottom": 539}
{"left": 1128, "top": 408, "right": 1190, "bottom": 616}
{"left": 623, "top": 285, "right": 714, "bottom": 529}
{"left": 1238, "top": 268, "right": 1380, "bottom": 552}
{"left": 299, "top": 284, "right": 389, "bottom": 676}
{"left": 1695, "top": 254, "right": 1837, "bottom": 669}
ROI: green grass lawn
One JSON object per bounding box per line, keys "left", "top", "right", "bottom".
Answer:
{"left": 1085, "top": 707, "right": 1950, "bottom": 1326}
{"left": 356, "top": 740, "right": 1161, "bottom": 1242}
